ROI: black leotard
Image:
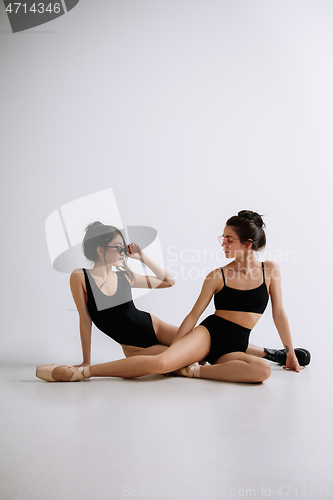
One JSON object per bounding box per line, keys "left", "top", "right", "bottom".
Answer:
{"left": 200, "top": 263, "right": 269, "bottom": 364}
{"left": 83, "top": 269, "right": 158, "bottom": 348}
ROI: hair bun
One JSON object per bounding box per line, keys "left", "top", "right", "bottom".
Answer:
{"left": 86, "top": 221, "right": 103, "bottom": 230}
{"left": 84, "top": 221, "right": 106, "bottom": 238}
{"left": 238, "top": 210, "right": 265, "bottom": 228}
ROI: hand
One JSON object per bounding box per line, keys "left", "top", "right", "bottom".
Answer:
{"left": 127, "top": 242, "right": 143, "bottom": 260}
{"left": 73, "top": 362, "right": 90, "bottom": 368}
{"left": 283, "top": 353, "right": 304, "bottom": 372}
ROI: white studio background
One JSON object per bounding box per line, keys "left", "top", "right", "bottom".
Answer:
{"left": 0, "top": 0, "right": 332, "bottom": 364}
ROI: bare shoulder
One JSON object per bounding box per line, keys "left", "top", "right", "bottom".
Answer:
{"left": 70, "top": 268, "right": 86, "bottom": 288}
{"left": 69, "top": 269, "right": 90, "bottom": 313}
{"left": 263, "top": 261, "right": 281, "bottom": 279}
{"left": 70, "top": 268, "right": 84, "bottom": 278}
{"left": 263, "top": 260, "right": 279, "bottom": 269}
{"left": 204, "top": 268, "right": 222, "bottom": 290}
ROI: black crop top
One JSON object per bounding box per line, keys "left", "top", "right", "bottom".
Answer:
{"left": 214, "top": 262, "right": 269, "bottom": 314}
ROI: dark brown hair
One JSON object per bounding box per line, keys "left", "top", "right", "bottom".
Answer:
{"left": 226, "top": 210, "right": 266, "bottom": 251}
{"left": 82, "top": 221, "right": 134, "bottom": 282}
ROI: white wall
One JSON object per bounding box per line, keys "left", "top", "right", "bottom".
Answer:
{"left": 0, "top": 0, "right": 331, "bottom": 362}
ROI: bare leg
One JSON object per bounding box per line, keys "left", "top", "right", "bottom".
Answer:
{"left": 121, "top": 314, "right": 179, "bottom": 358}
{"left": 90, "top": 327, "right": 210, "bottom": 378}
{"left": 121, "top": 315, "right": 178, "bottom": 358}
{"left": 53, "top": 327, "right": 211, "bottom": 381}
{"left": 125, "top": 322, "right": 268, "bottom": 360}
{"left": 122, "top": 344, "right": 169, "bottom": 357}
{"left": 150, "top": 314, "right": 178, "bottom": 346}
{"left": 246, "top": 344, "right": 265, "bottom": 358}
{"left": 121, "top": 314, "right": 178, "bottom": 358}
{"left": 199, "top": 352, "right": 271, "bottom": 383}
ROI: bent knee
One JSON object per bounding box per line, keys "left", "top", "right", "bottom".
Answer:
{"left": 151, "top": 355, "right": 169, "bottom": 374}
{"left": 254, "top": 359, "right": 271, "bottom": 382}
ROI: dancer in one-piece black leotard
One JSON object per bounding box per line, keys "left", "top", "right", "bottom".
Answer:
{"left": 83, "top": 268, "right": 158, "bottom": 348}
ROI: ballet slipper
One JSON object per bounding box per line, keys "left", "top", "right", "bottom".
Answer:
{"left": 179, "top": 362, "right": 201, "bottom": 378}
{"left": 36, "top": 364, "right": 91, "bottom": 382}
{"left": 36, "top": 364, "right": 61, "bottom": 382}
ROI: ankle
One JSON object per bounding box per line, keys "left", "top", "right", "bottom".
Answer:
{"left": 263, "top": 348, "right": 274, "bottom": 360}
{"left": 187, "top": 362, "right": 201, "bottom": 378}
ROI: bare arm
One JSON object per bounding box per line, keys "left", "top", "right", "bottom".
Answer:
{"left": 70, "top": 270, "right": 92, "bottom": 366}
{"left": 269, "top": 262, "right": 302, "bottom": 372}
{"left": 170, "top": 270, "right": 218, "bottom": 345}
{"left": 128, "top": 243, "right": 175, "bottom": 289}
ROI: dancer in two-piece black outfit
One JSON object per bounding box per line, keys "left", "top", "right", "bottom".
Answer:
{"left": 37, "top": 211, "right": 310, "bottom": 383}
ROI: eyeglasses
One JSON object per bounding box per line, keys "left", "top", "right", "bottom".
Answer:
{"left": 106, "top": 245, "right": 127, "bottom": 255}
{"left": 218, "top": 236, "right": 240, "bottom": 246}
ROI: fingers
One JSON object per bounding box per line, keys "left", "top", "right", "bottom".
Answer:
{"left": 293, "top": 361, "right": 303, "bottom": 372}
{"left": 128, "top": 242, "right": 141, "bottom": 255}
{"left": 282, "top": 365, "right": 303, "bottom": 372}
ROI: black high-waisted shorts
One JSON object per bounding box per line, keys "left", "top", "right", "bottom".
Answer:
{"left": 200, "top": 315, "right": 251, "bottom": 365}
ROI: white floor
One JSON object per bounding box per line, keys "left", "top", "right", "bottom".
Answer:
{"left": 1, "top": 357, "right": 332, "bottom": 500}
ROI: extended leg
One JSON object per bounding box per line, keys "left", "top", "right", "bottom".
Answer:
{"left": 50, "top": 327, "right": 211, "bottom": 381}
{"left": 122, "top": 344, "right": 169, "bottom": 357}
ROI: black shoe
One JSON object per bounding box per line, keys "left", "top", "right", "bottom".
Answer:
{"left": 263, "top": 348, "right": 311, "bottom": 366}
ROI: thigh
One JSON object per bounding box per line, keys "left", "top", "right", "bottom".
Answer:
{"left": 214, "top": 351, "right": 268, "bottom": 368}
{"left": 200, "top": 351, "right": 271, "bottom": 383}
{"left": 159, "top": 326, "right": 211, "bottom": 372}
{"left": 150, "top": 314, "right": 178, "bottom": 346}
{"left": 122, "top": 344, "right": 169, "bottom": 357}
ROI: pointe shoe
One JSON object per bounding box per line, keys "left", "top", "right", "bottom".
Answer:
{"left": 36, "top": 364, "right": 90, "bottom": 382}
{"left": 179, "top": 362, "right": 201, "bottom": 378}
{"left": 36, "top": 364, "right": 61, "bottom": 381}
